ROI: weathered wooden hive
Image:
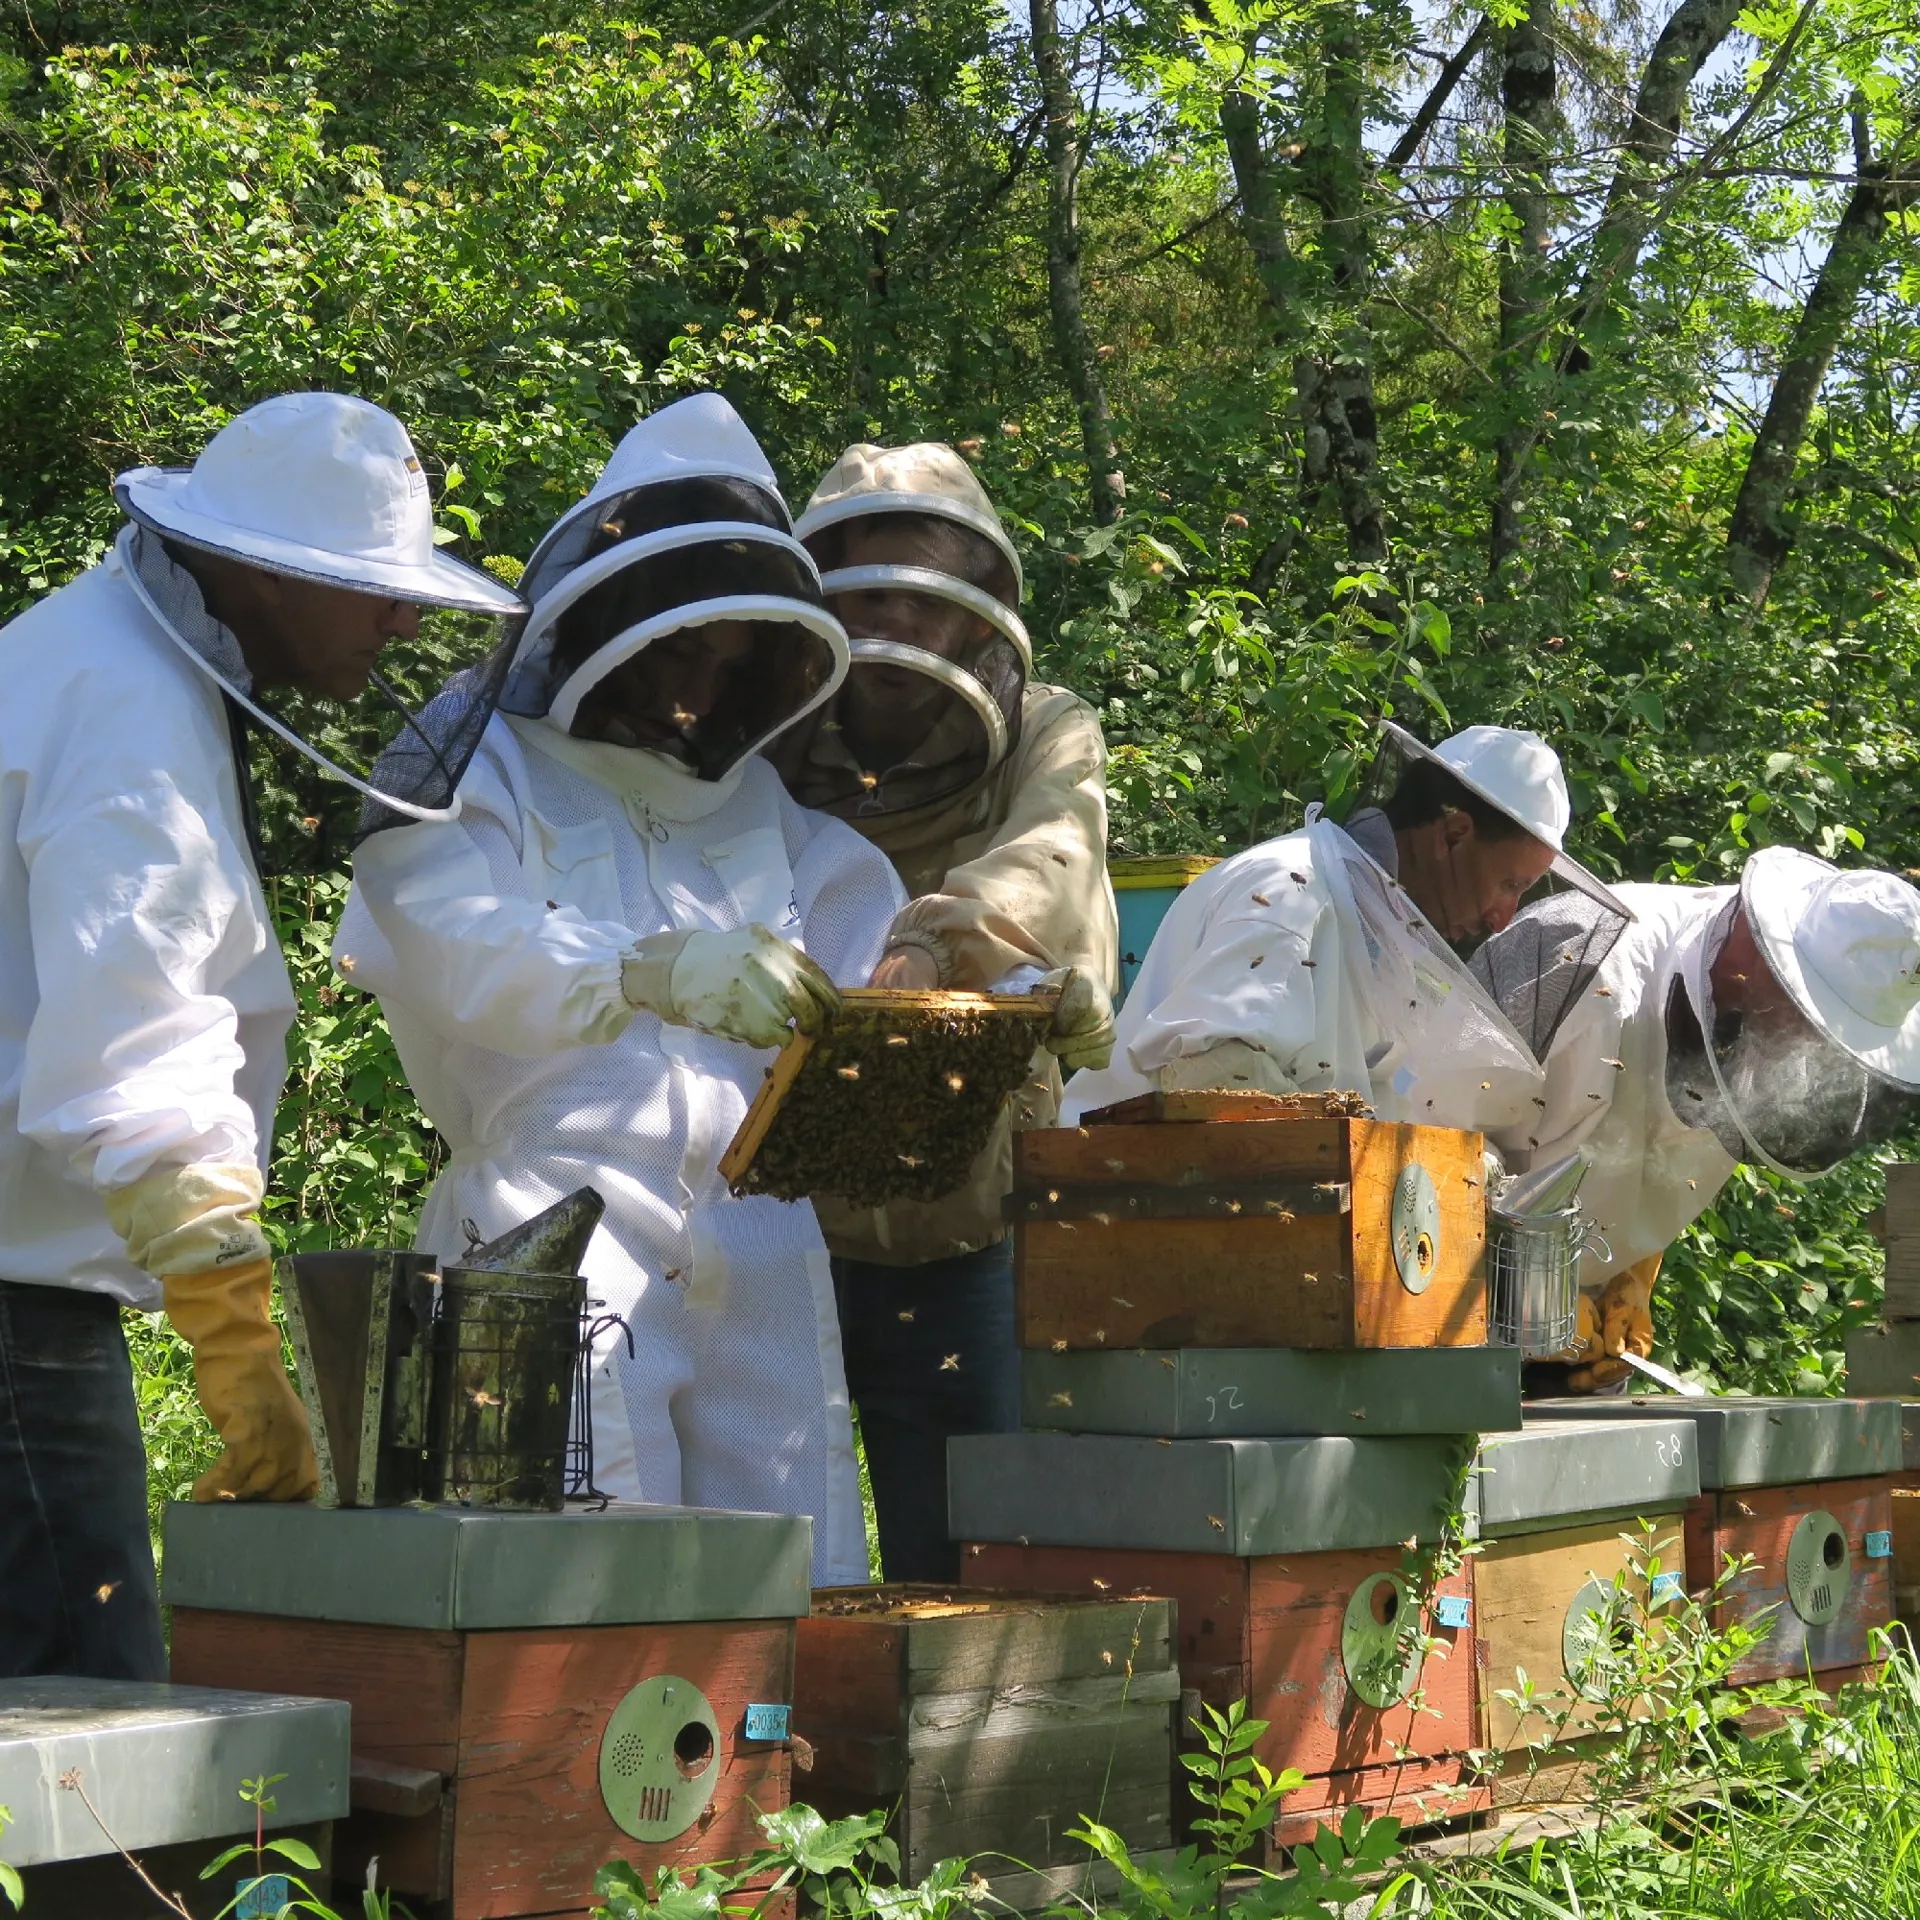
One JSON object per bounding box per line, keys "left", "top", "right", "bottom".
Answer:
{"left": 1528, "top": 1396, "right": 1899, "bottom": 1687}
{"left": 794, "top": 1586, "right": 1178, "bottom": 1905}
{"left": 1469, "top": 1418, "right": 1700, "bottom": 1779}
{"left": 1011, "top": 1095, "right": 1490, "bottom": 1351}
{"left": 164, "top": 1502, "right": 811, "bottom": 1919}
{"left": 951, "top": 1432, "right": 1483, "bottom": 1847}
{"left": 0, "top": 1677, "right": 347, "bottom": 1919}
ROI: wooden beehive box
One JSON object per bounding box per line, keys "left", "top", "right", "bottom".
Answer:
{"left": 163, "top": 1503, "right": 812, "bottom": 1919}
{"left": 1877, "top": 1162, "right": 1920, "bottom": 1319}
{"left": 1470, "top": 1420, "right": 1699, "bottom": 1755}
{"left": 950, "top": 1433, "right": 1481, "bottom": 1838}
{"left": 1530, "top": 1397, "right": 1899, "bottom": 1685}
{"left": 1013, "top": 1094, "right": 1487, "bottom": 1350}
{"left": 795, "top": 1587, "right": 1177, "bottom": 1896}
{"left": 0, "top": 1678, "right": 346, "bottom": 1920}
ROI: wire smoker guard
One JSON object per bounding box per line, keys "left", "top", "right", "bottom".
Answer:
{"left": 1486, "top": 1202, "right": 1608, "bottom": 1361}
{"left": 428, "top": 1267, "right": 587, "bottom": 1511}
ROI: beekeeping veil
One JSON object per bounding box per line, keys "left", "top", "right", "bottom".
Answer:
{"left": 495, "top": 393, "right": 847, "bottom": 781}
{"left": 770, "top": 443, "right": 1029, "bottom": 818}
{"left": 113, "top": 392, "right": 527, "bottom": 830}
{"left": 1348, "top": 721, "right": 1632, "bottom": 1062}
{"left": 1667, "top": 848, "right": 1920, "bottom": 1176}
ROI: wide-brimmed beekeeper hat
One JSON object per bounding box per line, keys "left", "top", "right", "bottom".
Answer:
{"left": 1379, "top": 720, "right": 1629, "bottom": 920}
{"left": 1742, "top": 847, "right": 1920, "bottom": 1088}
{"left": 115, "top": 392, "right": 525, "bottom": 617}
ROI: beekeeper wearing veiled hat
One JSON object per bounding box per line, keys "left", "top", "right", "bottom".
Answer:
{"left": 1064, "top": 722, "right": 1630, "bottom": 1131}
{"left": 336, "top": 395, "right": 907, "bottom": 1584}
{"left": 0, "top": 392, "right": 526, "bottom": 1682}
{"left": 1473, "top": 849, "right": 1920, "bottom": 1390}
{"left": 765, "top": 442, "right": 1118, "bottom": 1583}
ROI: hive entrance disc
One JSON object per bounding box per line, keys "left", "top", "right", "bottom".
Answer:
{"left": 1391, "top": 1163, "right": 1441, "bottom": 1295}
{"left": 1784, "top": 1509, "right": 1850, "bottom": 1627}
{"left": 1561, "top": 1575, "right": 1626, "bottom": 1703}
{"left": 1341, "top": 1572, "right": 1424, "bottom": 1709}
{"left": 598, "top": 1674, "right": 722, "bottom": 1842}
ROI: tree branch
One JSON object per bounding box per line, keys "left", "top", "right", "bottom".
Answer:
{"left": 1385, "top": 19, "right": 1489, "bottom": 172}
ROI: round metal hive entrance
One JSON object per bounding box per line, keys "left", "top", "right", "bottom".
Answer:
{"left": 1341, "top": 1573, "right": 1425, "bottom": 1709}
{"left": 598, "top": 1674, "right": 723, "bottom": 1842}
{"left": 1391, "top": 1162, "right": 1442, "bottom": 1295}
{"left": 1561, "top": 1576, "right": 1625, "bottom": 1703}
{"left": 1784, "top": 1509, "right": 1851, "bottom": 1628}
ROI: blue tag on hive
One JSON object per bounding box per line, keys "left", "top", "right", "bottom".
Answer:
{"left": 1867, "top": 1530, "right": 1893, "bottom": 1560}
{"left": 236, "top": 1876, "right": 291, "bottom": 1919}
{"left": 1434, "top": 1595, "right": 1472, "bottom": 1630}
{"left": 744, "top": 1702, "right": 791, "bottom": 1740}
{"left": 1652, "top": 1571, "right": 1684, "bottom": 1603}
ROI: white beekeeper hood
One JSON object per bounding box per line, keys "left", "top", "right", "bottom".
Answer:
{"left": 772, "top": 443, "right": 1031, "bottom": 818}
{"left": 497, "top": 394, "right": 847, "bottom": 778}
{"left": 1379, "top": 721, "right": 1630, "bottom": 921}
{"left": 114, "top": 392, "right": 527, "bottom": 826}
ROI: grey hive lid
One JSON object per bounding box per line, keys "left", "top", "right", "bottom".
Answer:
{"left": 1021, "top": 1346, "right": 1522, "bottom": 1440}
{"left": 162, "top": 1500, "right": 813, "bottom": 1629}
{"left": 947, "top": 1433, "right": 1477, "bottom": 1555}
{"left": 0, "top": 1678, "right": 348, "bottom": 1867}
{"left": 1473, "top": 1418, "right": 1699, "bottom": 1536}
{"left": 1525, "top": 1396, "right": 1901, "bottom": 1489}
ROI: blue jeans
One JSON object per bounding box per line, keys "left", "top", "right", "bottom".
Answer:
{"left": 0, "top": 1281, "right": 166, "bottom": 1680}
{"left": 834, "top": 1239, "right": 1020, "bottom": 1584}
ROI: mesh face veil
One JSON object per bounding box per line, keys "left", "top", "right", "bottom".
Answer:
{"left": 1665, "top": 897, "right": 1918, "bottom": 1176}
{"left": 772, "top": 452, "right": 1031, "bottom": 819}
{"left": 1470, "top": 890, "right": 1629, "bottom": 1065}
{"left": 492, "top": 413, "right": 848, "bottom": 783}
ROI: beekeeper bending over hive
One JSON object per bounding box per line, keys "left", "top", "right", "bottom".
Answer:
{"left": 1472, "top": 848, "right": 1920, "bottom": 1390}
{"left": 768, "top": 443, "right": 1117, "bottom": 1582}
{"left": 0, "top": 393, "right": 527, "bottom": 1680}
{"left": 1064, "top": 723, "right": 1628, "bottom": 1136}
{"left": 336, "top": 395, "right": 905, "bottom": 1583}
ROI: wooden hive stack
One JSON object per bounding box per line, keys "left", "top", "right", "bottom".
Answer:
{"left": 1527, "top": 1397, "right": 1900, "bottom": 1689}
{"left": 0, "top": 1678, "right": 347, "bottom": 1919}
{"left": 793, "top": 1587, "right": 1179, "bottom": 1908}
{"left": 957, "top": 1092, "right": 1524, "bottom": 1851}
{"left": 163, "top": 1503, "right": 812, "bottom": 1920}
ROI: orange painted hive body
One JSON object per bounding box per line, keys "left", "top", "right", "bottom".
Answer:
{"left": 1011, "top": 1096, "right": 1488, "bottom": 1351}
{"left": 161, "top": 1502, "right": 813, "bottom": 1919}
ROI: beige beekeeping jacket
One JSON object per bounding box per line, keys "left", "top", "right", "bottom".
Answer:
{"left": 810, "top": 682, "right": 1119, "bottom": 1265}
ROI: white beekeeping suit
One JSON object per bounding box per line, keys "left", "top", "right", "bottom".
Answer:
{"left": 1477, "top": 851, "right": 1920, "bottom": 1388}
{"left": 336, "top": 395, "right": 906, "bottom": 1582}
{"left": 1062, "top": 817, "right": 1544, "bottom": 1132}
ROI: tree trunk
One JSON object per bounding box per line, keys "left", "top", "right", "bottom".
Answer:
{"left": 1489, "top": 0, "right": 1558, "bottom": 576}
{"left": 1299, "top": 4, "right": 1386, "bottom": 564}
{"left": 1562, "top": 0, "right": 1743, "bottom": 371}
{"left": 1028, "top": 0, "right": 1125, "bottom": 525}
{"left": 1726, "top": 139, "right": 1920, "bottom": 603}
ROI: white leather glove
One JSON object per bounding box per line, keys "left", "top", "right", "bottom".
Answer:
{"left": 622, "top": 926, "right": 841, "bottom": 1049}
{"left": 1038, "top": 966, "right": 1116, "bottom": 1072}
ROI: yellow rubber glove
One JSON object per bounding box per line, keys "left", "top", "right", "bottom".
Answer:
{"left": 1565, "top": 1254, "right": 1662, "bottom": 1393}
{"left": 163, "top": 1257, "right": 319, "bottom": 1503}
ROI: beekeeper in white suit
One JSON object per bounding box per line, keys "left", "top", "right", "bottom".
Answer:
{"left": 336, "top": 394, "right": 906, "bottom": 1582}
{"left": 0, "top": 392, "right": 526, "bottom": 1682}
{"left": 1065, "top": 723, "right": 1628, "bottom": 1132}
{"left": 1473, "top": 848, "right": 1920, "bottom": 1389}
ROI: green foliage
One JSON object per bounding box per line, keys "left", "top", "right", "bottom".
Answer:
{"left": 0, "top": 1805, "right": 20, "bottom": 1913}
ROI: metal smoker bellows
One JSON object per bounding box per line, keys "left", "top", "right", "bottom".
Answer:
{"left": 1485, "top": 1155, "right": 1604, "bottom": 1361}
{"left": 280, "top": 1188, "right": 607, "bottom": 1512}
